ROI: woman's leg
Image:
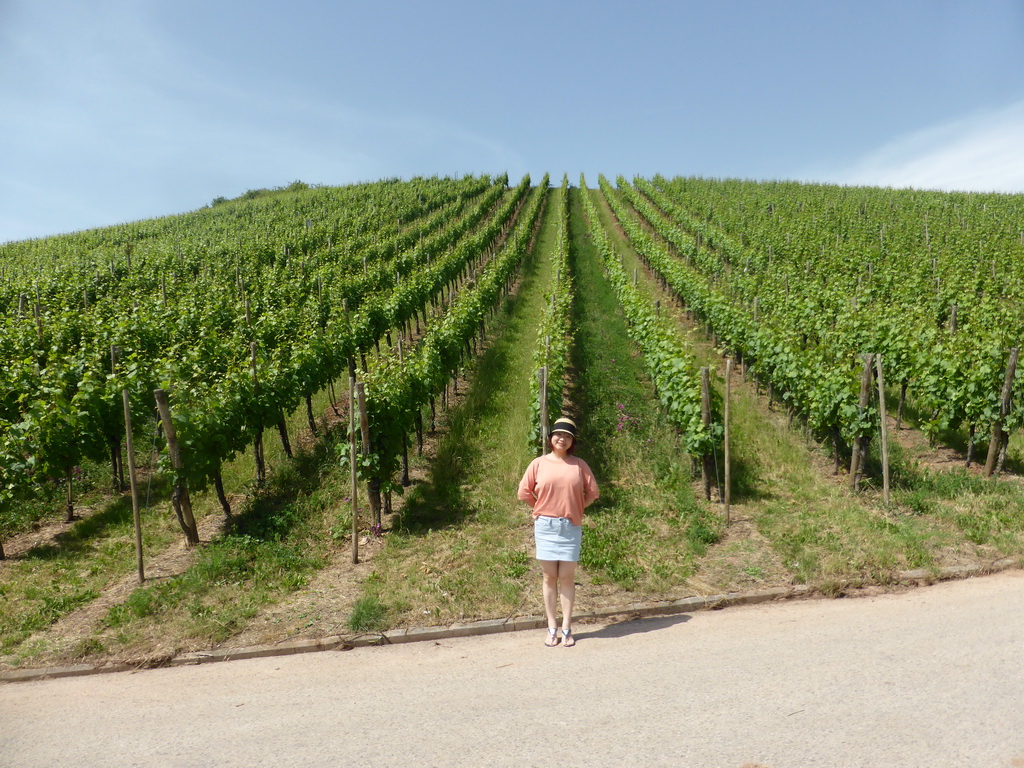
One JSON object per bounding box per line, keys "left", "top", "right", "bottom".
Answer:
{"left": 540, "top": 560, "right": 560, "bottom": 644}
{"left": 558, "top": 561, "right": 577, "bottom": 644}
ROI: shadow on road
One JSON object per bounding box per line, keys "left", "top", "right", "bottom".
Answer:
{"left": 576, "top": 612, "right": 692, "bottom": 641}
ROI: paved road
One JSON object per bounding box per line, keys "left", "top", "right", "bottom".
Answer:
{"left": 3, "top": 571, "right": 1023, "bottom": 768}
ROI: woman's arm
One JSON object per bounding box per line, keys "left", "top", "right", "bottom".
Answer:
{"left": 581, "top": 461, "right": 599, "bottom": 508}
{"left": 517, "top": 460, "right": 539, "bottom": 508}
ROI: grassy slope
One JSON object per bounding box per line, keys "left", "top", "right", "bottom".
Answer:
{"left": 567, "top": 188, "right": 721, "bottom": 595}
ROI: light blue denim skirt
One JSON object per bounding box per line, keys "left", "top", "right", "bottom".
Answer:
{"left": 534, "top": 515, "right": 582, "bottom": 562}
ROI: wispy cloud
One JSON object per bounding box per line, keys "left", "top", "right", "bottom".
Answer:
{"left": 0, "top": 1, "right": 525, "bottom": 241}
{"left": 806, "top": 101, "right": 1024, "bottom": 194}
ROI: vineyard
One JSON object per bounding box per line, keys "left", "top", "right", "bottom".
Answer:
{"left": 2, "top": 174, "right": 1024, "bottom": 668}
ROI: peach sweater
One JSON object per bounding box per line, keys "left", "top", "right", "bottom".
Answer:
{"left": 517, "top": 454, "right": 599, "bottom": 526}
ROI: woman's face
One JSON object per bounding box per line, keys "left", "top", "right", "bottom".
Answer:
{"left": 550, "top": 431, "right": 573, "bottom": 453}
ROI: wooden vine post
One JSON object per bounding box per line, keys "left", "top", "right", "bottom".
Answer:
{"left": 398, "top": 338, "right": 411, "bottom": 487}
{"left": 350, "top": 375, "right": 359, "bottom": 564}
{"left": 153, "top": 389, "right": 200, "bottom": 547}
{"left": 306, "top": 393, "right": 317, "bottom": 436}
{"left": 277, "top": 412, "right": 293, "bottom": 459}
{"left": 724, "top": 358, "right": 732, "bottom": 524}
{"left": 123, "top": 390, "right": 145, "bottom": 582}
{"left": 250, "top": 342, "right": 266, "bottom": 485}
{"left": 985, "top": 347, "right": 1019, "bottom": 477}
{"left": 700, "top": 367, "right": 713, "bottom": 501}
{"left": 110, "top": 346, "right": 125, "bottom": 492}
{"left": 64, "top": 465, "right": 76, "bottom": 523}
{"left": 539, "top": 366, "right": 549, "bottom": 454}
{"left": 875, "top": 355, "right": 891, "bottom": 507}
{"left": 355, "top": 382, "right": 381, "bottom": 528}
{"left": 849, "top": 354, "right": 875, "bottom": 491}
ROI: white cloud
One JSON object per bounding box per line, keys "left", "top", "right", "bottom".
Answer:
{"left": 808, "top": 101, "right": 1024, "bottom": 194}
{"left": 0, "top": 1, "right": 526, "bottom": 242}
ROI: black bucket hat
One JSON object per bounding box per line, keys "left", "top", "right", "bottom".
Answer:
{"left": 551, "top": 416, "right": 577, "bottom": 438}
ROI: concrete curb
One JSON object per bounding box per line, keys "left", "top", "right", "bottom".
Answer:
{"left": 2, "top": 559, "right": 1018, "bottom": 684}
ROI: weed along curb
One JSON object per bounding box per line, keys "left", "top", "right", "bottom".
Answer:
{"left": 2, "top": 561, "right": 1019, "bottom": 685}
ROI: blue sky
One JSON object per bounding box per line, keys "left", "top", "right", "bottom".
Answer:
{"left": 2, "top": 0, "right": 1024, "bottom": 243}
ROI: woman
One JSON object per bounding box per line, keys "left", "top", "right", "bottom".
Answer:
{"left": 517, "top": 416, "right": 599, "bottom": 647}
